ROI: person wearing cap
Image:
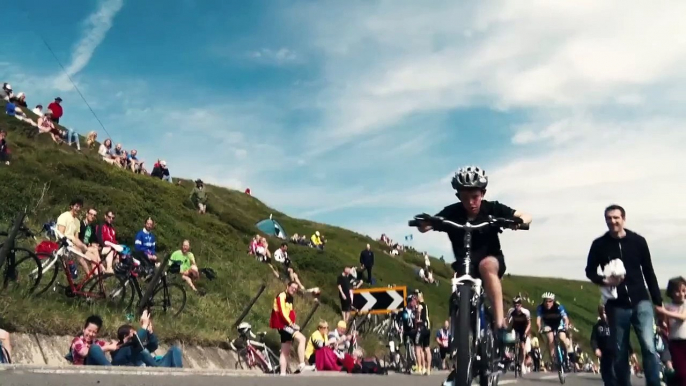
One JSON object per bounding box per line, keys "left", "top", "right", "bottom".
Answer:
{"left": 32, "top": 104, "right": 44, "bottom": 117}
{"left": 48, "top": 97, "right": 63, "bottom": 124}
{"left": 305, "top": 320, "right": 329, "bottom": 365}
{"left": 15, "top": 92, "right": 27, "bottom": 108}
{"left": 190, "top": 179, "right": 208, "bottom": 214}
{"left": 151, "top": 160, "right": 173, "bottom": 183}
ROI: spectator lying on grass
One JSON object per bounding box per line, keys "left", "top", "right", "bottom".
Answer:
{"left": 273, "top": 242, "right": 320, "bottom": 297}
{"left": 169, "top": 240, "right": 204, "bottom": 295}
{"left": 110, "top": 311, "right": 183, "bottom": 367}
{"left": 61, "top": 126, "right": 81, "bottom": 151}
{"left": 15, "top": 92, "right": 27, "bottom": 108}
{"left": 6, "top": 96, "right": 35, "bottom": 126}
{"left": 151, "top": 160, "right": 173, "bottom": 183}
{"left": 32, "top": 104, "right": 43, "bottom": 117}
{"left": 190, "top": 179, "right": 208, "bottom": 214}
{"left": 0, "top": 130, "right": 10, "bottom": 166}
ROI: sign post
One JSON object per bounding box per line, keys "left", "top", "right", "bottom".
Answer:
{"left": 351, "top": 286, "right": 406, "bottom": 315}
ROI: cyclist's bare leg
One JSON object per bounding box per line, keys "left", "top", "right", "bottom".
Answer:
{"left": 104, "top": 250, "right": 115, "bottom": 274}
{"left": 520, "top": 340, "right": 526, "bottom": 369}
{"left": 478, "top": 257, "right": 504, "bottom": 327}
{"left": 545, "top": 331, "right": 555, "bottom": 358}
{"left": 280, "top": 342, "right": 292, "bottom": 375}
{"left": 424, "top": 346, "right": 432, "bottom": 371}
{"left": 558, "top": 331, "right": 569, "bottom": 352}
{"left": 414, "top": 345, "right": 424, "bottom": 371}
{"left": 0, "top": 329, "right": 11, "bottom": 357}
{"left": 293, "top": 332, "right": 306, "bottom": 366}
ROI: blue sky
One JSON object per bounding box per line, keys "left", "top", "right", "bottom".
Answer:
{"left": 3, "top": 0, "right": 686, "bottom": 284}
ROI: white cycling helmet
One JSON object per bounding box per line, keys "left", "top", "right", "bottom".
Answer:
{"left": 237, "top": 322, "right": 252, "bottom": 333}
{"left": 451, "top": 165, "right": 488, "bottom": 190}
{"left": 541, "top": 292, "right": 555, "bottom": 300}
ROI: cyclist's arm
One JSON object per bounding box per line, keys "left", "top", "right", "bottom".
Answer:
{"left": 559, "top": 305, "right": 570, "bottom": 326}
{"left": 535, "top": 305, "right": 543, "bottom": 331}
{"left": 525, "top": 309, "right": 532, "bottom": 335}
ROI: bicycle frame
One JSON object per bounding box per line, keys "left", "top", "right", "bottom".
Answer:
{"left": 55, "top": 244, "right": 109, "bottom": 298}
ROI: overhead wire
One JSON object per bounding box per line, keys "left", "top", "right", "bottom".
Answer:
{"left": 16, "top": 7, "right": 114, "bottom": 140}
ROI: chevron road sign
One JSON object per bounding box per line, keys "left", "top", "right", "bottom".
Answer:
{"left": 351, "top": 286, "right": 407, "bottom": 315}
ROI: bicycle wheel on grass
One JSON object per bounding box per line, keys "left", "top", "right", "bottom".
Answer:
{"left": 2, "top": 247, "right": 42, "bottom": 295}
{"left": 149, "top": 282, "right": 186, "bottom": 317}
{"left": 85, "top": 274, "right": 130, "bottom": 307}
{"left": 34, "top": 253, "right": 60, "bottom": 295}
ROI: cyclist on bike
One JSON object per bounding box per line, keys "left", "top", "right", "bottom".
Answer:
{"left": 401, "top": 294, "right": 419, "bottom": 373}
{"left": 415, "top": 291, "right": 432, "bottom": 375}
{"left": 536, "top": 292, "right": 572, "bottom": 363}
{"left": 507, "top": 296, "right": 531, "bottom": 374}
{"left": 417, "top": 165, "right": 532, "bottom": 362}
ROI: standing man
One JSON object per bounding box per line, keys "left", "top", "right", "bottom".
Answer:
{"left": 585, "top": 204, "right": 663, "bottom": 386}
{"left": 47, "top": 97, "right": 63, "bottom": 124}
{"left": 435, "top": 320, "right": 451, "bottom": 370}
{"left": 337, "top": 267, "right": 353, "bottom": 322}
{"left": 591, "top": 305, "right": 615, "bottom": 386}
{"left": 415, "top": 291, "right": 432, "bottom": 375}
{"left": 269, "top": 281, "right": 307, "bottom": 374}
{"left": 359, "top": 244, "right": 375, "bottom": 284}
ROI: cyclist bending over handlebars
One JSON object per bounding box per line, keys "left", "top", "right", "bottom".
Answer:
{"left": 536, "top": 292, "right": 572, "bottom": 361}
{"left": 416, "top": 165, "right": 532, "bottom": 364}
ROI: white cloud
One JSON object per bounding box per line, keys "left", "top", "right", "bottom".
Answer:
{"left": 278, "top": 0, "right": 686, "bottom": 283}
{"left": 53, "top": 0, "right": 124, "bottom": 91}
{"left": 248, "top": 48, "right": 299, "bottom": 65}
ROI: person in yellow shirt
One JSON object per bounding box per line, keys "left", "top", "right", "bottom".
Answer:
{"left": 56, "top": 198, "right": 100, "bottom": 274}
{"left": 305, "top": 320, "right": 329, "bottom": 365}
{"left": 310, "top": 231, "right": 324, "bottom": 250}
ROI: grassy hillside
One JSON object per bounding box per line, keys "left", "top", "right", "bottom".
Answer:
{"left": 0, "top": 102, "right": 610, "bottom": 355}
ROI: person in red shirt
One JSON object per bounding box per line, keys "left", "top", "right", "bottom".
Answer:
{"left": 270, "top": 281, "right": 307, "bottom": 374}
{"left": 47, "top": 97, "right": 63, "bottom": 124}
{"left": 96, "top": 209, "right": 120, "bottom": 275}
{"left": 69, "top": 315, "right": 118, "bottom": 365}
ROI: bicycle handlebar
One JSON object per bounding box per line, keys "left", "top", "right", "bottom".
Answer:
{"left": 408, "top": 214, "right": 530, "bottom": 231}
{"left": 0, "top": 225, "right": 36, "bottom": 239}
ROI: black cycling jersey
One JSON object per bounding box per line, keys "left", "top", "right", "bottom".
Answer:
{"left": 417, "top": 302, "right": 430, "bottom": 329}
{"left": 508, "top": 307, "right": 531, "bottom": 329}
{"left": 434, "top": 200, "right": 516, "bottom": 263}
{"left": 536, "top": 302, "right": 568, "bottom": 327}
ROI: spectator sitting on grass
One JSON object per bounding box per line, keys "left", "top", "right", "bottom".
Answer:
{"left": 98, "top": 139, "right": 119, "bottom": 166}
{"left": 0, "top": 130, "right": 10, "bottom": 166}
{"left": 15, "top": 92, "right": 27, "bottom": 108}
{"left": 5, "top": 97, "right": 32, "bottom": 125}
{"left": 96, "top": 209, "right": 121, "bottom": 275}
{"left": 110, "top": 311, "right": 183, "bottom": 368}
{"left": 190, "top": 179, "right": 208, "bottom": 214}
{"left": 134, "top": 217, "right": 158, "bottom": 267}
{"left": 310, "top": 231, "right": 324, "bottom": 250}
{"left": 110, "top": 143, "right": 126, "bottom": 166}
{"left": 274, "top": 242, "right": 320, "bottom": 297}
{"left": 68, "top": 315, "right": 119, "bottom": 366}
{"left": 32, "top": 104, "right": 43, "bottom": 117}
{"left": 86, "top": 131, "right": 97, "bottom": 148}
{"left": 37, "top": 110, "right": 64, "bottom": 145}
{"left": 57, "top": 198, "right": 101, "bottom": 275}
{"left": 151, "top": 160, "right": 173, "bottom": 183}
{"left": 78, "top": 208, "right": 100, "bottom": 257}
{"left": 127, "top": 149, "right": 145, "bottom": 174}
{"left": 169, "top": 240, "right": 203, "bottom": 295}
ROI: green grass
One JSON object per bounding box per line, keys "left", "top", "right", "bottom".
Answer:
{"left": 0, "top": 102, "right": 613, "bottom": 354}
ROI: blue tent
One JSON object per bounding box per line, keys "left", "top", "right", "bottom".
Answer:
{"left": 256, "top": 215, "right": 288, "bottom": 239}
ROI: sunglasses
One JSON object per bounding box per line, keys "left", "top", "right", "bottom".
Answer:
{"left": 88, "top": 212, "right": 97, "bottom": 216}
{"left": 107, "top": 215, "right": 115, "bottom": 220}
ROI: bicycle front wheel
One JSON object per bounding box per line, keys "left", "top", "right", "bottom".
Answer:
{"left": 453, "top": 284, "right": 474, "bottom": 386}
{"left": 2, "top": 247, "right": 42, "bottom": 295}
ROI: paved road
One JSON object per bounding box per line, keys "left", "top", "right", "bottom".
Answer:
{"left": 0, "top": 367, "right": 626, "bottom": 386}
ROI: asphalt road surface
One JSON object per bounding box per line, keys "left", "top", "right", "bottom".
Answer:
{"left": 0, "top": 368, "right": 627, "bottom": 386}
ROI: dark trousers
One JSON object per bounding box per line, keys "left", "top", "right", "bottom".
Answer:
{"left": 600, "top": 354, "right": 616, "bottom": 386}
{"left": 364, "top": 265, "right": 373, "bottom": 283}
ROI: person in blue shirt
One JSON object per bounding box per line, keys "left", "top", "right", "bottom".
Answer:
{"left": 134, "top": 218, "right": 157, "bottom": 267}
{"left": 536, "top": 292, "right": 572, "bottom": 361}
{"left": 5, "top": 98, "right": 16, "bottom": 116}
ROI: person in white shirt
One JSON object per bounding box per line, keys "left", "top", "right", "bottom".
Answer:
{"left": 32, "top": 104, "right": 44, "bottom": 117}
{"left": 274, "top": 243, "right": 318, "bottom": 295}
{"left": 56, "top": 198, "right": 100, "bottom": 274}
{"left": 327, "top": 320, "right": 354, "bottom": 359}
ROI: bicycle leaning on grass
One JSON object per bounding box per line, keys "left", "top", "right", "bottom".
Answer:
{"left": 230, "top": 322, "right": 290, "bottom": 375}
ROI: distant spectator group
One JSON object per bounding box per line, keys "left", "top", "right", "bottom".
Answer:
{"left": 289, "top": 231, "right": 326, "bottom": 250}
